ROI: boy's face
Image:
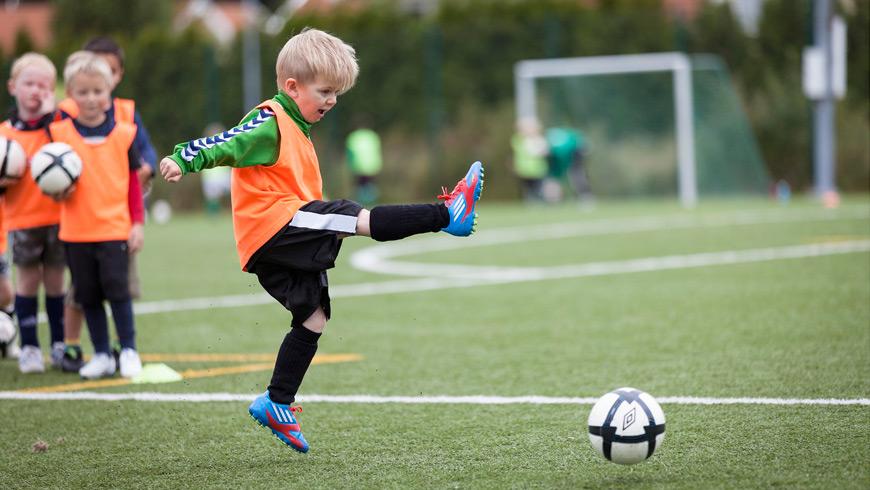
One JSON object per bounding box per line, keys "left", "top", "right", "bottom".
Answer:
{"left": 96, "top": 53, "right": 123, "bottom": 90}
{"left": 67, "top": 73, "right": 112, "bottom": 125}
{"left": 283, "top": 78, "right": 339, "bottom": 123}
{"left": 8, "top": 66, "right": 55, "bottom": 116}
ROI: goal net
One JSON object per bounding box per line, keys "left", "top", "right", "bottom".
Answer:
{"left": 514, "top": 53, "right": 768, "bottom": 206}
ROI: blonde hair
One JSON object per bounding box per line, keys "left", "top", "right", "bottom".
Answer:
{"left": 63, "top": 51, "right": 113, "bottom": 89}
{"left": 10, "top": 52, "right": 56, "bottom": 83}
{"left": 275, "top": 28, "right": 358, "bottom": 94}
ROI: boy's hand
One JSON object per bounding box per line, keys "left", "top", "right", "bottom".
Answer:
{"left": 137, "top": 165, "right": 154, "bottom": 195}
{"left": 160, "top": 157, "right": 182, "bottom": 183}
{"left": 128, "top": 223, "right": 144, "bottom": 254}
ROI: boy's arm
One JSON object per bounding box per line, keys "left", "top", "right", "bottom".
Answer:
{"left": 127, "top": 144, "right": 145, "bottom": 253}
{"left": 161, "top": 108, "right": 279, "bottom": 182}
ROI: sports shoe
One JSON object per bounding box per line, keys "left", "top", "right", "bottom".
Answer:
{"left": 439, "top": 161, "right": 484, "bottom": 237}
{"left": 50, "top": 342, "right": 65, "bottom": 368}
{"left": 119, "top": 348, "right": 142, "bottom": 378}
{"left": 6, "top": 342, "right": 20, "bottom": 359}
{"left": 61, "top": 345, "right": 85, "bottom": 373}
{"left": 79, "top": 352, "right": 116, "bottom": 379}
{"left": 248, "top": 391, "right": 309, "bottom": 453}
{"left": 18, "top": 345, "right": 45, "bottom": 373}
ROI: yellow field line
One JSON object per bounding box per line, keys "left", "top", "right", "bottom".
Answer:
{"left": 141, "top": 353, "right": 276, "bottom": 362}
{"left": 17, "top": 353, "right": 363, "bottom": 394}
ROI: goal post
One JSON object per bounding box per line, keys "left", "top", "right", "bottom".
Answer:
{"left": 515, "top": 53, "right": 763, "bottom": 207}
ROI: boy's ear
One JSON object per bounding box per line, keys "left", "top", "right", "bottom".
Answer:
{"left": 282, "top": 78, "right": 299, "bottom": 98}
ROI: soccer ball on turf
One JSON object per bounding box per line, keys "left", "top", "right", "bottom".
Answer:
{"left": 587, "top": 387, "right": 666, "bottom": 465}
{"left": 0, "top": 310, "right": 17, "bottom": 359}
{"left": 30, "top": 142, "right": 82, "bottom": 195}
{"left": 0, "top": 136, "right": 28, "bottom": 181}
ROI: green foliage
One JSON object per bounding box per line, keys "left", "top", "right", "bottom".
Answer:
{"left": 51, "top": 0, "right": 172, "bottom": 49}
{"left": 2, "top": 0, "right": 867, "bottom": 206}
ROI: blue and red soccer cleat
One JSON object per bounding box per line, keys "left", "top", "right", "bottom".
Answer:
{"left": 439, "top": 161, "right": 484, "bottom": 237}
{"left": 248, "top": 391, "right": 309, "bottom": 453}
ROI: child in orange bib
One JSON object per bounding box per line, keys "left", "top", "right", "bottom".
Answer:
{"left": 160, "top": 28, "right": 484, "bottom": 453}
{"left": 50, "top": 51, "right": 145, "bottom": 380}
{"left": 0, "top": 52, "right": 66, "bottom": 372}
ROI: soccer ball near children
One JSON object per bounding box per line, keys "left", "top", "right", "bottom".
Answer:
{"left": 0, "top": 311, "right": 16, "bottom": 359}
{"left": 30, "top": 142, "right": 83, "bottom": 195}
{"left": 587, "top": 387, "right": 666, "bottom": 465}
{"left": 0, "top": 136, "right": 28, "bottom": 180}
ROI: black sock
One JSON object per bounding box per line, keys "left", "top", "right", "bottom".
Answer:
{"left": 15, "top": 295, "right": 38, "bottom": 347}
{"left": 45, "top": 294, "right": 65, "bottom": 345}
{"left": 268, "top": 325, "right": 322, "bottom": 404}
{"left": 109, "top": 300, "right": 136, "bottom": 350}
{"left": 83, "top": 305, "right": 110, "bottom": 354}
{"left": 369, "top": 204, "right": 449, "bottom": 241}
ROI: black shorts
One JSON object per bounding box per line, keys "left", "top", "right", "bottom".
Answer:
{"left": 248, "top": 199, "right": 362, "bottom": 323}
{"left": 64, "top": 241, "right": 130, "bottom": 307}
{"left": 11, "top": 225, "right": 66, "bottom": 267}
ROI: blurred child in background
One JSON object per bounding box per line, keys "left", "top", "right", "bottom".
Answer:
{"left": 510, "top": 117, "right": 548, "bottom": 203}
{"left": 51, "top": 52, "right": 144, "bottom": 379}
{"left": 57, "top": 37, "right": 157, "bottom": 371}
{"left": 345, "top": 119, "right": 383, "bottom": 207}
{"left": 0, "top": 53, "right": 67, "bottom": 373}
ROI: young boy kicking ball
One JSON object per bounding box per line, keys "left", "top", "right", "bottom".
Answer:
{"left": 160, "top": 28, "right": 483, "bottom": 453}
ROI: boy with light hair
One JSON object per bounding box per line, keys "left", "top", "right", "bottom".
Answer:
{"left": 50, "top": 51, "right": 145, "bottom": 379}
{"left": 57, "top": 37, "right": 159, "bottom": 373}
{"left": 160, "top": 28, "right": 484, "bottom": 453}
{"left": 0, "top": 52, "right": 67, "bottom": 372}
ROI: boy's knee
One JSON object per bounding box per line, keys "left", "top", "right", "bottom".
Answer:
{"left": 301, "top": 307, "right": 327, "bottom": 333}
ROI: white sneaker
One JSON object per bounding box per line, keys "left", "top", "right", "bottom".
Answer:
{"left": 18, "top": 345, "right": 45, "bottom": 373}
{"left": 50, "top": 342, "right": 65, "bottom": 368}
{"left": 119, "top": 348, "right": 142, "bottom": 378}
{"left": 7, "top": 342, "right": 21, "bottom": 359}
{"left": 79, "top": 352, "right": 116, "bottom": 379}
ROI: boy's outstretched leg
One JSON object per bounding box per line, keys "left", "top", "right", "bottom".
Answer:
{"left": 362, "top": 160, "right": 484, "bottom": 241}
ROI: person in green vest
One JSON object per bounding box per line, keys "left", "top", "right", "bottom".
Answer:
{"left": 510, "top": 117, "right": 548, "bottom": 202}
{"left": 345, "top": 125, "right": 383, "bottom": 206}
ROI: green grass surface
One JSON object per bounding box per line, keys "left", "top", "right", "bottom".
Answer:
{"left": 1, "top": 196, "right": 868, "bottom": 489}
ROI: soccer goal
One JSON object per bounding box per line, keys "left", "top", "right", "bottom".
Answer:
{"left": 514, "top": 53, "right": 768, "bottom": 207}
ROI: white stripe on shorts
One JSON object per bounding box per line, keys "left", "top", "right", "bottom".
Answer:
{"left": 289, "top": 210, "right": 358, "bottom": 234}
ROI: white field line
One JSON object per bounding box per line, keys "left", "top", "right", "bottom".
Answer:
{"left": 349, "top": 205, "right": 870, "bottom": 273}
{"left": 1, "top": 391, "right": 868, "bottom": 406}
{"left": 37, "top": 207, "right": 868, "bottom": 320}
{"left": 124, "top": 239, "right": 869, "bottom": 317}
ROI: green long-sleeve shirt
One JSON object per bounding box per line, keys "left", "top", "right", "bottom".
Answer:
{"left": 168, "top": 92, "right": 312, "bottom": 175}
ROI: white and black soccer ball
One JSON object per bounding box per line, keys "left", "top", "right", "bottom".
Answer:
{"left": 587, "top": 387, "right": 666, "bottom": 465}
{"left": 0, "top": 310, "right": 17, "bottom": 359}
{"left": 30, "top": 142, "right": 83, "bottom": 195}
{"left": 0, "top": 136, "right": 28, "bottom": 181}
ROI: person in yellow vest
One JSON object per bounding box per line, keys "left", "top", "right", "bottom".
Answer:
{"left": 345, "top": 122, "right": 383, "bottom": 206}
{"left": 56, "top": 37, "right": 158, "bottom": 373}
{"left": 50, "top": 52, "right": 145, "bottom": 380}
{"left": 160, "top": 28, "right": 484, "bottom": 454}
{"left": 510, "top": 117, "right": 548, "bottom": 202}
{"left": 0, "top": 53, "right": 67, "bottom": 372}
